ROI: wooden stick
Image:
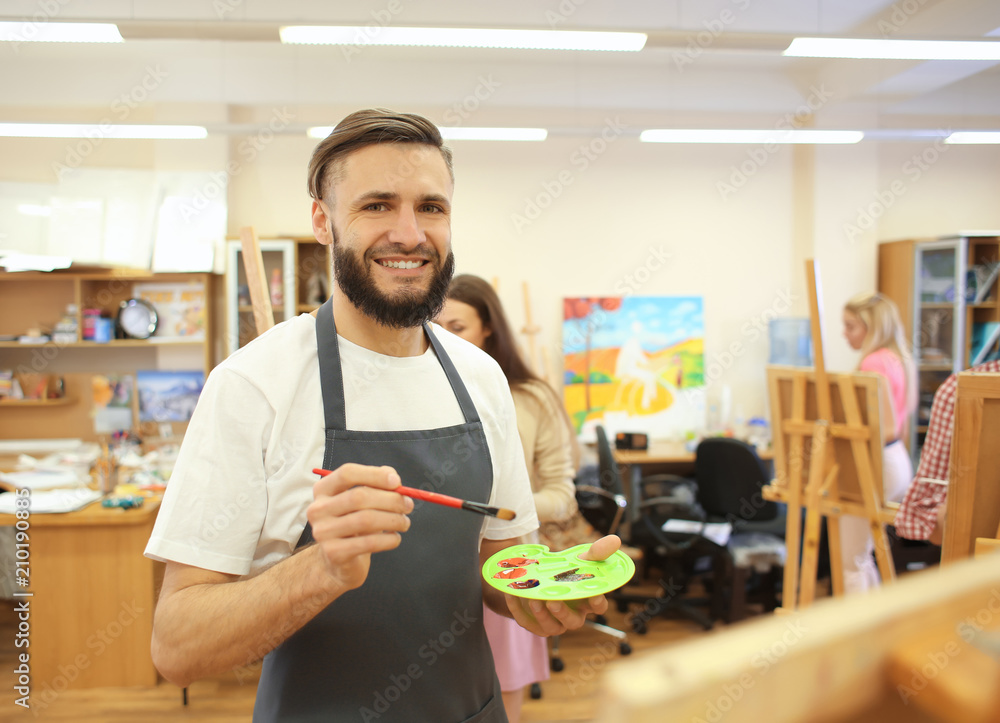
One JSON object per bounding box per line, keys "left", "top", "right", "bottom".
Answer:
{"left": 521, "top": 280, "right": 543, "bottom": 377}
{"left": 838, "top": 375, "right": 896, "bottom": 585}
{"left": 239, "top": 226, "right": 274, "bottom": 335}
{"left": 798, "top": 420, "right": 828, "bottom": 607}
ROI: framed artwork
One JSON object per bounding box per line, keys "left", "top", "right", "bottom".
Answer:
{"left": 136, "top": 370, "right": 205, "bottom": 423}
{"left": 563, "top": 296, "right": 705, "bottom": 441}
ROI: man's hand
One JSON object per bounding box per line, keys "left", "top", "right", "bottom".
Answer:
{"left": 309, "top": 464, "right": 414, "bottom": 590}
{"left": 504, "top": 535, "right": 621, "bottom": 637}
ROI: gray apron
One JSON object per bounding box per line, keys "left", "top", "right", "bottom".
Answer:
{"left": 253, "top": 298, "right": 507, "bottom": 722}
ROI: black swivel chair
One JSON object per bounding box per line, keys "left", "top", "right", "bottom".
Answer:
{"left": 693, "top": 437, "right": 786, "bottom": 621}
{"left": 588, "top": 425, "right": 727, "bottom": 633}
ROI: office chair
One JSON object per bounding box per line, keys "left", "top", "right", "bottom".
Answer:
{"left": 590, "top": 425, "right": 726, "bottom": 633}
{"left": 693, "top": 437, "right": 787, "bottom": 621}
{"left": 528, "top": 461, "right": 635, "bottom": 701}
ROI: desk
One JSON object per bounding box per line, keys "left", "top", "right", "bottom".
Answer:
{"left": 0, "top": 496, "right": 162, "bottom": 689}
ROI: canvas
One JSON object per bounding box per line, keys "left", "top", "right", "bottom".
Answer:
{"left": 562, "top": 296, "right": 705, "bottom": 441}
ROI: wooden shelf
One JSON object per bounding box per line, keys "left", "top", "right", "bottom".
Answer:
{"left": 0, "top": 396, "right": 75, "bottom": 407}
{"left": 0, "top": 339, "right": 205, "bottom": 348}
{"left": 919, "top": 302, "right": 954, "bottom": 309}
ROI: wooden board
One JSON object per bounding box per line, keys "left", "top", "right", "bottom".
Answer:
{"left": 598, "top": 552, "right": 1000, "bottom": 723}
{"left": 767, "top": 365, "right": 885, "bottom": 505}
{"left": 942, "top": 372, "right": 1000, "bottom": 563}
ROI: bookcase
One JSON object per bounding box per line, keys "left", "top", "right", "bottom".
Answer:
{"left": 878, "top": 233, "right": 1000, "bottom": 453}
{"left": 0, "top": 269, "right": 214, "bottom": 441}
{"left": 224, "top": 236, "right": 331, "bottom": 357}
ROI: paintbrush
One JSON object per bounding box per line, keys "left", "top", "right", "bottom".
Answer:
{"left": 312, "top": 468, "right": 516, "bottom": 520}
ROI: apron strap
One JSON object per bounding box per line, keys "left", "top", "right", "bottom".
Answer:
{"left": 423, "top": 322, "right": 481, "bottom": 424}
{"left": 315, "top": 297, "right": 347, "bottom": 431}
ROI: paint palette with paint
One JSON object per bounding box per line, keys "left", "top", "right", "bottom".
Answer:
{"left": 481, "top": 543, "right": 635, "bottom": 601}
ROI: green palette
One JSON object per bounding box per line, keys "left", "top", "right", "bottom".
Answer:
{"left": 482, "top": 543, "right": 635, "bottom": 601}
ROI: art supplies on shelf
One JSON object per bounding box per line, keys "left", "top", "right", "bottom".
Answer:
{"left": 970, "top": 322, "right": 1000, "bottom": 366}
{"left": 970, "top": 259, "right": 1000, "bottom": 304}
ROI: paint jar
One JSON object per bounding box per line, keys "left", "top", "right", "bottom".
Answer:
{"left": 82, "top": 308, "right": 102, "bottom": 340}
{"left": 93, "top": 317, "right": 114, "bottom": 344}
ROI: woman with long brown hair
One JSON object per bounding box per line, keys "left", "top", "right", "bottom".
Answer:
{"left": 438, "top": 274, "right": 579, "bottom": 722}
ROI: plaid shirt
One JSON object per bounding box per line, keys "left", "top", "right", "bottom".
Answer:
{"left": 894, "top": 360, "right": 1000, "bottom": 539}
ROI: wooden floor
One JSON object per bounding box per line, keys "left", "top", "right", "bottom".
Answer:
{"left": 0, "top": 579, "right": 768, "bottom": 722}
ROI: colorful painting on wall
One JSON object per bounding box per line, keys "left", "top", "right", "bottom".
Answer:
{"left": 562, "top": 296, "right": 705, "bottom": 441}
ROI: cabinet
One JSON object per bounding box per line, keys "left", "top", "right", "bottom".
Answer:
{"left": 878, "top": 233, "right": 1000, "bottom": 452}
{"left": 0, "top": 269, "right": 214, "bottom": 441}
{"left": 224, "top": 237, "right": 331, "bottom": 356}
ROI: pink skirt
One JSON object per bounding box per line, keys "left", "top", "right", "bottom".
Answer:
{"left": 482, "top": 604, "right": 550, "bottom": 691}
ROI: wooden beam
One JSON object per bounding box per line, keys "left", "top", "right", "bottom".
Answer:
{"left": 239, "top": 226, "right": 274, "bottom": 336}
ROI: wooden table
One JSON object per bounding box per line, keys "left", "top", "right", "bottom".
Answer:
{"left": 0, "top": 494, "right": 162, "bottom": 689}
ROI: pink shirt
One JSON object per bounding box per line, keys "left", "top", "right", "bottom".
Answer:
{"left": 860, "top": 347, "right": 907, "bottom": 440}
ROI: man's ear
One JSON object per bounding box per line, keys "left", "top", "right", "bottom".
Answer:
{"left": 312, "top": 201, "right": 334, "bottom": 246}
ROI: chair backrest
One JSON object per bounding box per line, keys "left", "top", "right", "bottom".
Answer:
{"left": 584, "top": 425, "right": 628, "bottom": 535}
{"left": 694, "top": 437, "right": 778, "bottom": 522}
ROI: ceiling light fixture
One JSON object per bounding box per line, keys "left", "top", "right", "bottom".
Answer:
{"left": 0, "top": 22, "right": 123, "bottom": 43}
{"left": 0, "top": 123, "right": 208, "bottom": 139}
{"left": 639, "top": 129, "right": 863, "bottom": 144}
{"left": 307, "top": 126, "right": 548, "bottom": 141}
{"left": 945, "top": 131, "right": 1000, "bottom": 144}
{"left": 784, "top": 37, "right": 1000, "bottom": 60}
{"left": 281, "top": 26, "right": 646, "bottom": 51}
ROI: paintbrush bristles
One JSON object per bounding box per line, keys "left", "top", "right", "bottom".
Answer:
{"left": 462, "top": 500, "right": 517, "bottom": 520}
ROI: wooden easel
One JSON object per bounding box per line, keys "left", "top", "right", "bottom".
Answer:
{"left": 764, "top": 260, "right": 895, "bottom": 609}
{"left": 239, "top": 225, "right": 274, "bottom": 335}
{"left": 942, "top": 371, "right": 1000, "bottom": 563}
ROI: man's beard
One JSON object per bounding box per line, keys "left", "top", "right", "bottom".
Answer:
{"left": 333, "top": 236, "right": 455, "bottom": 330}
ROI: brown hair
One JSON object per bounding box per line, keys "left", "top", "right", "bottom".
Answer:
{"left": 306, "top": 108, "right": 454, "bottom": 203}
{"left": 446, "top": 274, "right": 580, "bottom": 465}
{"left": 844, "top": 291, "right": 918, "bottom": 414}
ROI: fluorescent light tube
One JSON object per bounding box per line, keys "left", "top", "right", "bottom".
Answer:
{"left": 0, "top": 22, "right": 122, "bottom": 43}
{"left": 946, "top": 131, "right": 1000, "bottom": 144}
{"left": 0, "top": 124, "right": 208, "bottom": 139}
{"left": 639, "top": 129, "right": 863, "bottom": 144}
{"left": 784, "top": 37, "right": 1000, "bottom": 60}
{"left": 439, "top": 127, "right": 547, "bottom": 141}
{"left": 308, "top": 126, "right": 547, "bottom": 141}
{"left": 281, "top": 26, "right": 646, "bottom": 51}
{"left": 17, "top": 204, "right": 52, "bottom": 217}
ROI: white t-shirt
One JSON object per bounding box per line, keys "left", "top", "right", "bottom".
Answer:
{"left": 144, "top": 314, "right": 538, "bottom": 577}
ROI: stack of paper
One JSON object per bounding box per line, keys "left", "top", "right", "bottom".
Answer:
{"left": 0, "top": 488, "right": 101, "bottom": 514}
{"left": 0, "top": 469, "right": 85, "bottom": 491}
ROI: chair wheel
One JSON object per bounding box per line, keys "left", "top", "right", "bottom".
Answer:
{"left": 551, "top": 657, "right": 565, "bottom": 672}
{"left": 631, "top": 618, "right": 647, "bottom": 635}
{"left": 619, "top": 642, "right": 632, "bottom": 655}
{"left": 616, "top": 600, "right": 629, "bottom": 613}
{"left": 529, "top": 683, "right": 542, "bottom": 699}
{"left": 593, "top": 614, "right": 608, "bottom": 625}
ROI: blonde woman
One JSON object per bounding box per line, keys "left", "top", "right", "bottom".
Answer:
{"left": 842, "top": 291, "right": 917, "bottom": 592}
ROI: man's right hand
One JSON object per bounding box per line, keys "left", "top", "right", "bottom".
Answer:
{"left": 309, "top": 464, "right": 414, "bottom": 590}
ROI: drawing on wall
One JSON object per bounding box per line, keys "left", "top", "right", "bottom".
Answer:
{"left": 136, "top": 370, "right": 205, "bottom": 423}
{"left": 562, "top": 296, "right": 705, "bottom": 440}
{"left": 92, "top": 373, "right": 134, "bottom": 434}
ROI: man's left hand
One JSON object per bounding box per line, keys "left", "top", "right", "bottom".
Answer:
{"left": 504, "top": 535, "right": 621, "bottom": 637}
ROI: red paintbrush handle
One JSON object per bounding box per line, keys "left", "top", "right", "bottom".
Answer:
{"left": 313, "top": 469, "right": 461, "bottom": 509}
{"left": 396, "top": 485, "right": 463, "bottom": 509}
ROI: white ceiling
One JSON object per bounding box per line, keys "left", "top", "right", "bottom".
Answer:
{"left": 1, "top": 0, "right": 999, "bottom": 137}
